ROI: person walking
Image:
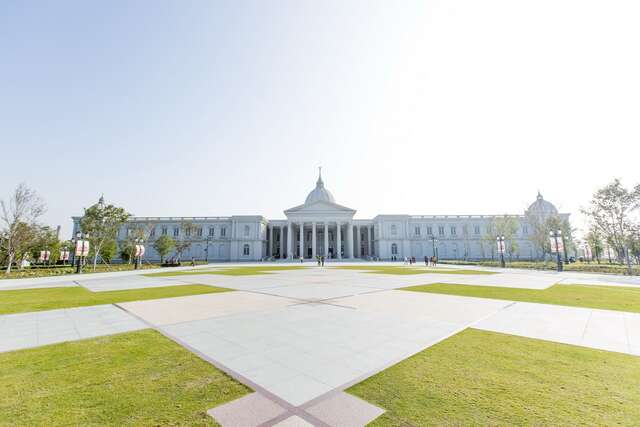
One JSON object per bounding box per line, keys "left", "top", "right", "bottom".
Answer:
{"left": 424, "top": 255, "right": 428, "bottom": 266}
{"left": 321, "top": 255, "right": 325, "bottom": 266}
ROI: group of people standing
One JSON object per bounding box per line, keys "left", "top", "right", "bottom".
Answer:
{"left": 424, "top": 255, "right": 438, "bottom": 266}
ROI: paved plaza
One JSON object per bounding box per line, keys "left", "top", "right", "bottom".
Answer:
{"left": 1, "top": 263, "right": 640, "bottom": 425}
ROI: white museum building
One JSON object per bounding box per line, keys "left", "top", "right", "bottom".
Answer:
{"left": 72, "top": 171, "right": 569, "bottom": 262}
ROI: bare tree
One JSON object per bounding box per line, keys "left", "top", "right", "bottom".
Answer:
{"left": 1, "top": 184, "right": 46, "bottom": 274}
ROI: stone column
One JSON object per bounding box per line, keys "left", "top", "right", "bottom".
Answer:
{"left": 356, "top": 225, "right": 361, "bottom": 258}
{"left": 324, "top": 222, "right": 329, "bottom": 257}
{"left": 287, "top": 222, "right": 292, "bottom": 259}
{"left": 336, "top": 221, "right": 342, "bottom": 259}
{"left": 268, "top": 225, "right": 273, "bottom": 257}
{"left": 347, "top": 222, "right": 354, "bottom": 258}
{"left": 280, "top": 225, "right": 285, "bottom": 259}
{"left": 299, "top": 222, "right": 304, "bottom": 259}
{"left": 368, "top": 225, "right": 373, "bottom": 256}
{"left": 311, "top": 222, "right": 317, "bottom": 259}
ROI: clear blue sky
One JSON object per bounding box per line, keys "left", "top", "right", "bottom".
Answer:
{"left": 1, "top": 1, "right": 639, "bottom": 237}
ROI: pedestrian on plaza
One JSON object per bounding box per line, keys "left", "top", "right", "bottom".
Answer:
{"left": 317, "top": 255, "right": 321, "bottom": 266}
{"left": 191, "top": 257, "right": 196, "bottom": 267}
{"left": 424, "top": 255, "right": 429, "bottom": 266}
{"left": 321, "top": 255, "right": 325, "bottom": 266}
{"left": 300, "top": 255, "right": 304, "bottom": 263}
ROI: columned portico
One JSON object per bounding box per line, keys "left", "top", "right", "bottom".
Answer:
{"left": 282, "top": 169, "right": 356, "bottom": 261}
{"left": 356, "top": 225, "right": 361, "bottom": 258}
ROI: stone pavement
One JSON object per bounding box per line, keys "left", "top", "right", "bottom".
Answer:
{"left": 2, "top": 262, "right": 640, "bottom": 426}
{"left": 0, "top": 304, "right": 146, "bottom": 352}
{"left": 475, "top": 301, "right": 640, "bottom": 355}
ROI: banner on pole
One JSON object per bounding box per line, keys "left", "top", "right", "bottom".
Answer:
{"left": 497, "top": 240, "right": 506, "bottom": 254}
{"left": 550, "top": 237, "right": 564, "bottom": 253}
{"left": 75, "top": 240, "right": 90, "bottom": 257}
{"left": 134, "top": 245, "right": 146, "bottom": 257}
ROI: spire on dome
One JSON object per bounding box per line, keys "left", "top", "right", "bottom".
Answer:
{"left": 305, "top": 167, "right": 335, "bottom": 204}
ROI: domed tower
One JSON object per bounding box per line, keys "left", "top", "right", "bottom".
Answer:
{"left": 525, "top": 191, "right": 558, "bottom": 224}
{"left": 526, "top": 191, "right": 558, "bottom": 218}
{"left": 304, "top": 167, "right": 336, "bottom": 205}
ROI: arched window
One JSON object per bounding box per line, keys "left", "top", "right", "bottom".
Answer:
{"left": 243, "top": 244, "right": 250, "bottom": 256}
{"left": 391, "top": 243, "right": 398, "bottom": 255}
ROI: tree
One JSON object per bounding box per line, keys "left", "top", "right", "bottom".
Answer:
{"left": 153, "top": 235, "right": 175, "bottom": 263}
{"left": 481, "top": 222, "right": 496, "bottom": 260}
{"left": 80, "top": 196, "right": 130, "bottom": 271}
{"left": 28, "top": 225, "right": 60, "bottom": 264}
{"left": 99, "top": 238, "right": 117, "bottom": 264}
{"left": 173, "top": 221, "right": 194, "bottom": 262}
{"left": 582, "top": 179, "right": 640, "bottom": 271}
{"left": 585, "top": 224, "right": 604, "bottom": 263}
{"left": 0, "top": 184, "right": 46, "bottom": 274}
{"left": 493, "top": 215, "right": 519, "bottom": 260}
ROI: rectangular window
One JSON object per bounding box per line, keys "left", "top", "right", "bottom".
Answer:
{"left": 150, "top": 227, "right": 156, "bottom": 237}
{"left": 209, "top": 227, "right": 215, "bottom": 237}
{"left": 414, "top": 226, "right": 421, "bottom": 236}
{"left": 426, "top": 226, "right": 433, "bottom": 235}
{"left": 197, "top": 227, "right": 203, "bottom": 237}
{"left": 329, "top": 231, "right": 334, "bottom": 241}
{"left": 161, "top": 227, "right": 168, "bottom": 236}
{"left": 438, "top": 226, "right": 445, "bottom": 236}
{"left": 186, "top": 227, "right": 191, "bottom": 237}
{"left": 450, "top": 226, "right": 456, "bottom": 235}
{"left": 474, "top": 225, "right": 480, "bottom": 235}
{"left": 221, "top": 227, "right": 226, "bottom": 237}
{"left": 522, "top": 225, "right": 528, "bottom": 235}
{"left": 173, "top": 227, "right": 179, "bottom": 237}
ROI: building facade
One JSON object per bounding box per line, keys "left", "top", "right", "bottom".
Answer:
{"left": 72, "top": 171, "right": 569, "bottom": 262}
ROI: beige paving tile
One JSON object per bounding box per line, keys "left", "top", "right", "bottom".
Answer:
{"left": 306, "top": 391, "right": 385, "bottom": 426}
{"left": 119, "top": 291, "right": 298, "bottom": 325}
{"left": 207, "top": 392, "right": 286, "bottom": 427}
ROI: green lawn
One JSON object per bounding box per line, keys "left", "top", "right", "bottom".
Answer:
{"left": 145, "top": 265, "right": 308, "bottom": 277}
{"left": 0, "top": 285, "right": 230, "bottom": 315}
{"left": 403, "top": 282, "right": 640, "bottom": 313}
{"left": 333, "top": 265, "right": 496, "bottom": 275}
{"left": 348, "top": 328, "right": 640, "bottom": 426}
{"left": 0, "top": 330, "right": 250, "bottom": 426}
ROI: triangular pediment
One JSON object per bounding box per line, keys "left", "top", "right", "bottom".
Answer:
{"left": 285, "top": 200, "right": 356, "bottom": 214}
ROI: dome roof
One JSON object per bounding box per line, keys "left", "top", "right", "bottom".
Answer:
{"left": 305, "top": 168, "right": 335, "bottom": 204}
{"left": 527, "top": 192, "right": 558, "bottom": 216}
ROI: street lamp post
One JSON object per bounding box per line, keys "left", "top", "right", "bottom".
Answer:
{"left": 497, "top": 235, "right": 506, "bottom": 268}
{"left": 550, "top": 230, "right": 563, "bottom": 272}
{"left": 74, "top": 232, "right": 89, "bottom": 274}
